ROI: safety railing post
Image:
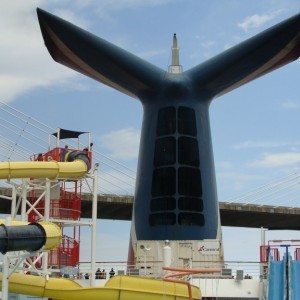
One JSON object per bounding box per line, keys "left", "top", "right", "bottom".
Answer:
{"left": 90, "top": 163, "right": 99, "bottom": 287}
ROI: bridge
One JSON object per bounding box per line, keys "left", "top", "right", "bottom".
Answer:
{"left": 1, "top": 102, "right": 300, "bottom": 231}
{"left": 0, "top": 187, "right": 299, "bottom": 230}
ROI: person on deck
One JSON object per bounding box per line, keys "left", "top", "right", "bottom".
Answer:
{"left": 109, "top": 268, "right": 115, "bottom": 278}
{"left": 61, "top": 145, "right": 68, "bottom": 161}
{"left": 95, "top": 268, "right": 101, "bottom": 279}
{"left": 83, "top": 142, "right": 93, "bottom": 152}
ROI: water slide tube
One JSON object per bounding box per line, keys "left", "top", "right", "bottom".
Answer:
{"left": 289, "top": 260, "right": 300, "bottom": 300}
{"left": 0, "top": 273, "right": 201, "bottom": 300}
{"left": 266, "top": 258, "right": 285, "bottom": 300}
{"left": 0, "top": 220, "right": 61, "bottom": 254}
{"left": 0, "top": 159, "right": 88, "bottom": 180}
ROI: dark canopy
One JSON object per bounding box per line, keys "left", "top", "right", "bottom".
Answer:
{"left": 52, "top": 128, "right": 87, "bottom": 139}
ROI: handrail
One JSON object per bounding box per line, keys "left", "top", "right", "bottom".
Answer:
{"left": 162, "top": 266, "right": 221, "bottom": 300}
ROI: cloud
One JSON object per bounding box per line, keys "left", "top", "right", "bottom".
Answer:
{"left": 0, "top": 1, "right": 85, "bottom": 103}
{"left": 100, "top": 128, "right": 140, "bottom": 160}
{"left": 251, "top": 152, "right": 300, "bottom": 168}
{"left": 238, "top": 11, "right": 281, "bottom": 32}
{"left": 0, "top": 0, "right": 172, "bottom": 103}
{"left": 0, "top": 71, "right": 75, "bottom": 101}
{"left": 232, "top": 140, "right": 295, "bottom": 150}
{"left": 93, "top": 0, "right": 172, "bottom": 12}
{"left": 282, "top": 100, "right": 300, "bottom": 109}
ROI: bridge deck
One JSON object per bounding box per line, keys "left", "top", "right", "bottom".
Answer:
{"left": 0, "top": 188, "right": 299, "bottom": 230}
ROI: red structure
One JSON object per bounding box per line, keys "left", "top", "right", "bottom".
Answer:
{"left": 260, "top": 246, "right": 280, "bottom": 263}
{"left": 28, "top": 136, "right": 92, "bottom": 272}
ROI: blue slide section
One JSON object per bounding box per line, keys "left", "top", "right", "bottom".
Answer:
{"left": 289, "top": 260, "right": 300, "bottom": 300}
{"left": 267, "top": 259, "right": 285, "bottom": 300}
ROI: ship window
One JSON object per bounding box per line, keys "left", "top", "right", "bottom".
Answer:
{"left": 178, "top": 137, "right": 199, "bottom": 166}
{"left": 178, "top": 167, "right": 202, "bottom": 196}
{"left": 154, "top": 137, "right": 176, "bottom": 166}
{"left": 178, "top": 107, "right": 197, "bottom": 136}
{"left": 156, "top": 107, "right": 176, "bottom": 136}
{"left": 152, "top": 167, "right": 176, "bottom": 197}
{"left": 151, "top": 197, "right": 176, "bottom": 211}
{"left": 178, "top": 213, "right": 205, "bottom": 226}
{"left": 149, "top": 213, "right": 176, "bottom": 226}
{"left": 178, "top": 197, "right": 203, "bottom": 212}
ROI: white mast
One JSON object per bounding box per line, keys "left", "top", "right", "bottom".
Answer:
{"left": 169, "top": 33, "right": 181, "bottom": 73}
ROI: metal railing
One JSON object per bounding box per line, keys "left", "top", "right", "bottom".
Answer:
{"left": 76, "top": 260, "right": 262, "bottom": 280}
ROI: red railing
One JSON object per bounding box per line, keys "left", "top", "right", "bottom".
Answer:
{"left": 32, "top": 147, "right": 92, "bottom": 165}
{"left": 260, "top": 246, "right": 280, "bottom": 263}
{"left": 49, "top": 235, "right": 80, "bottom": 267}
{"left": 28, "top": 189, "right": 81, "bottom": 222}
{"left": 294, "top": 248, "right": 300, "bottom": 260}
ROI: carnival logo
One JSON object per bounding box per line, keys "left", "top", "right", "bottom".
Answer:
{"left": 198, "top": 244, "right": 219, "bottom": 255}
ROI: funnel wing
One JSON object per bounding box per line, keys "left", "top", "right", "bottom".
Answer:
{"left": 37, "top": 8, "right": 166, "bottom": 100}
{"left": 185, "top": 13, "right": 300, "bottom": 99}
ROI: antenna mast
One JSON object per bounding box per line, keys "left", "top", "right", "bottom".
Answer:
{"left": 169, "top": 33, "right": 182, "bottom": 73}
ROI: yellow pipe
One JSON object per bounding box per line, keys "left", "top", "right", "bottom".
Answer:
{"left": 0, "top": 160, "right": 88, "bottom": 180}
{"left": 0, "top": 219, "right": 29, "bottom": 226}
{"left": 38, "top": 221, "right": 62, "bottom": 250}
{"left": 0, "top": 274, "right": 201, "bottom": 300}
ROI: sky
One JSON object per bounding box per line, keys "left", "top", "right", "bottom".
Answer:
{"left": 0, "top": 0, "right": 300, "bottom": 266}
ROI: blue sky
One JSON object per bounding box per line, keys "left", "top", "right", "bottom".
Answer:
{"left": 0, "top": 0, "right": 300, "bottom": 264}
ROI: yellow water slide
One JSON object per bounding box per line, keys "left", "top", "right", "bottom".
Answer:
{"left": 0, "top": 273, "right": 201, "bottom": 300}
{"left": 0, "top": 160, "right": 201, "bottom": 299}
{"left": 0, "top": 156, "right": 87, "bottom": 254}
{"left": 0, "top": 160, "right": 88, "bottom": 180}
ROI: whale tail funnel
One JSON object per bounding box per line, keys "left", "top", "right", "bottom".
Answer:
{"left": 37, "top": 8, "right": 300, "bottom": 275}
